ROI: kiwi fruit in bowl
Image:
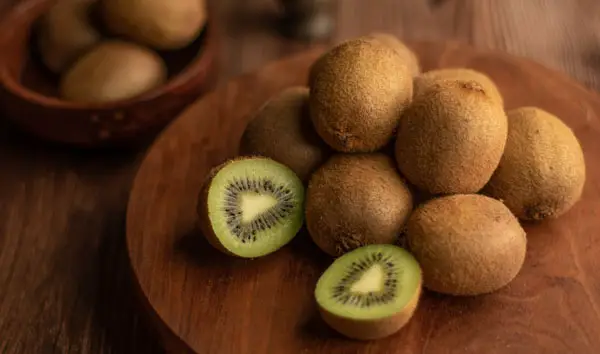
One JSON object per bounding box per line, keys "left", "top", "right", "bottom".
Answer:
{"left": 36, "top": 0, "right": 102, "bottom": 74}
{"left": 309, "top": 37, "right": 413, "bottom": 152}
{"left": 406, "top": 194, "right": 527, "bottom": 296}
{"left": 305, "top": 153, "right": 413, "bottom": 257}
{"left": 196, "top": 156, "right": 305, "bottom": 258}
{"left": 414, "top": 68, "right": 504, "bottom": 106}
{"left": 482, "top": 107, "right": 586, "bottom": 221}
{"left": 100, "top": 0, "right": 207, "bottom": 50}
{"left": 315, "top": 244, "right": 422, "bottom": 340}
{"left": 239, "top": 86, "right": 331, "bottom": 183}
{"left": 395, "top": 79, "right": 508, "bottom": 195}
{"left": 59, "top": 40, "right": 168, "bottom": 103}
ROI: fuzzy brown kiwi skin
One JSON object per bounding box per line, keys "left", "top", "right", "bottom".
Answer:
{"left": 395, "top": 79, "right": 508, "bottom": 195}
{"left": 364, "top": 32, "right": 420, "bottom": 77}
{"left": 305, "top": 153, "right": 414, "bottom": 257}
{"left": 406, "top": 194, "right": 527, "bottom": 296}
{"left": 482, "top": 107, "right": 586, "bottom": 221}
{"left": 196, "top": 156, "right": 269, "bottom": 257}
{"left": 319, "top": 278, "right": 422, "bottom": 340}
{"left": 414, "top": 68, "right": 504, "bottom": 106}
{"left": 239, "top": 86, "right": 331, "bottom": 182}
{"left": 309, "top": 38, "right": 413, "bottom": 152}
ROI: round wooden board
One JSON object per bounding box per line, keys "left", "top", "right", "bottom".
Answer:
{"left": 126, "top": 41, "right": 600, "bottom": 354}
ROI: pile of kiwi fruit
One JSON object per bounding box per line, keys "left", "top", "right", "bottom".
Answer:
{"left": 196, "top": 32, "right": 587, "bottom": 341}
{"left": 34, "top": 0, "right": 207, "bottom": 103}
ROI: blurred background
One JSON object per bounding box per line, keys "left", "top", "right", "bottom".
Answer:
{"left": 1, "top": 0, "right": 600, "bottom": 353}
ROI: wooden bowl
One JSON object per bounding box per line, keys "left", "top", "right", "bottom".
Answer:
{"left": 0, "top": 0, "right": 218, "bottom": 148}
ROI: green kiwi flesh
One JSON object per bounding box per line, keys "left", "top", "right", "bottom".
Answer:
{"left": 406, "top": 194, "right": 527, "bottom": 296}
{"left": 414, "top": 68, "right": 504, "bottom": 106}
{"left": 482, "top": 107, "right": 586, "bottom": 221}
{"left": 315, "top": 244, "right": 422, "bottom": 340}
{"left": 309, "top": 38, "right": 413, "bottom": 152}
{"left": 395, "top": 79, "right": 508, "bottom": 194}
{"left": 305, "top": 153, "right": 414, "bottom": 257}
{"left": 197, "top": 157, "right": 305, "bottom": 258}
{"left": 239, "top": 86, "right": 330, "bottom": 182}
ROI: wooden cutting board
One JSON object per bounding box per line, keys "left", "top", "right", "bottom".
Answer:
{"left": 126, "top": 41, "right": 600, "bottom": 354}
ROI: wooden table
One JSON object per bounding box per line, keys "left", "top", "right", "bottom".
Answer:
{"left": 1, "top": 0, "right": 600, "bottom": 353}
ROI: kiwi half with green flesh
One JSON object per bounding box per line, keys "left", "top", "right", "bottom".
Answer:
{"left": 315, "top": 244, "right": 422, "bottom": 340}
{"left": 305, "top": 153, "right": 413, "bottom": 257}
{"left": 406, "top": 194, "right": 527, "bottom": 296}
{"left": 239, "top": 86, "right": 331, "bottom": 183}
{"left": 395, "top": 79, "right": 508, "bottom": 195}
{"left": 309, "top": 38, "right": 413, "bottom": 152}
{"left": 364, "top": 32, "right": 420, "bottom": 77}
{"left": 197, "top": 157, "right": 305, "bottom": 258}
{"left": 482, "top": 107, "right": 586, "bottom": 221}
{"left": 414, "top": 68, "right": 504, "bottom": 106}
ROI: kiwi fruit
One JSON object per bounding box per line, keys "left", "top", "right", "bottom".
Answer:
{"left": 364, "top": 32, "right": 420, "bottom": 77}
{"left": 315, "top": 244, "right": 422, "bottom": 340}
{"left": 239, "top": 86, "right": 331, "bottom": 182}
{"left": 305, "top": 153, "right": 414, "bottom": 257}
{"left": 36, "top": 0, "right": 102, "bottom": 74}
{"left": 482, "top": 107, "right": 586, "bottom": 221}
{"left": 406, "top": 194, "right": 527, "bottom": 296}
{"left": 101, "top": 0, "right": 207, "bottom": 50}
{"left": 59, "top": 40, "right": 167, "bottom": 103}
{"left": 395, "top": 79, "right": 508, "bottom": 195}
{"left": 309, "top": 38, "right": 413, "bottom": 152}
{"left": 414, "top": 68, "right": 504, "bottom": 106}
{"left": 196, "top": 156, "right": 305, "bottom": 258}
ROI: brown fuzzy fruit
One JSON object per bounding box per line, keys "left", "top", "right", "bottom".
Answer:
{"left": 101, "top": 0, "right": 207, "bottom": 50}
{"left": 406, "top": 194, "right": 527, "bottom": 296}
{"left": 59, "top": 40, "right": 167, "bottom": 103}
{"left": 239, "top": 86, "right": 330, "bottom": 182}
{"left": 414, "top": 68, "right": 504, "bottom": 106}
{"left": 395, "top": 79, "right": 508, "bottom": 194}
{"left": 305, "top": 153, "right": 414, "bottom": 257}
{"left": 309, "top": 38, "right": 413, "bottom": 152}
{"left": 37, "top": 0, "right": 102, "bottom": 74}
{"left": 364, "top": 32, "right": 420, "bottom": 77}
{"left": 482, "top": 107, "right": 586, "bottom": 221}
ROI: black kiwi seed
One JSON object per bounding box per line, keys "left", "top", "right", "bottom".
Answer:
{"left": 221, "top": 177, "right": 296, "bottom": 242}
{"left": 329, "top": 254, "right": 400, "bottom": 307}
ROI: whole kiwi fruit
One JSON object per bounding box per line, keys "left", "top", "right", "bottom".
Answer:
{"left": 309, "top": 38, "right": 413, "bottom": 152}
{"left": 364, "top": 32, "right": 420, "bottom": 77}
{"left": 305, "top": 153, "right": 414, "bottom": 257}
{"left": 37, "top": 0, "right": 102, "bottom": 73}
{"left": 239, "top": 86, "right": 330, "bottom": 182}
{"left": 101, "top": 0, "right": 207, "bottom": 50}
{"left": 59, "top": 40, "right": 167, "bottom": 103}
{"left": 482, "top": 107, "right": 586, "bottom": 221}
{"left": 395, "top": 79, "right": 508, "bottom": 195}
{"left": 414, "top": 68, "right": 504, "bottom": 106}
{"left": 406, "top": 194, "right": 527, "bottom": 296}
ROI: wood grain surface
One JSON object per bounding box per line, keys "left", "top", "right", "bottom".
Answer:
{"left": 2, "top": 0, "right": 600, "bottom": 353}
{"left": 126, "top": 42, "right": 600, "bottom": 354}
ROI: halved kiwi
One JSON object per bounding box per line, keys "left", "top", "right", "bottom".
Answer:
{"left": 315, "top": 244, "right": 422, "bottom": 340}
{"left": 197, "top": 157, "right": 305, "bottom": 258}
